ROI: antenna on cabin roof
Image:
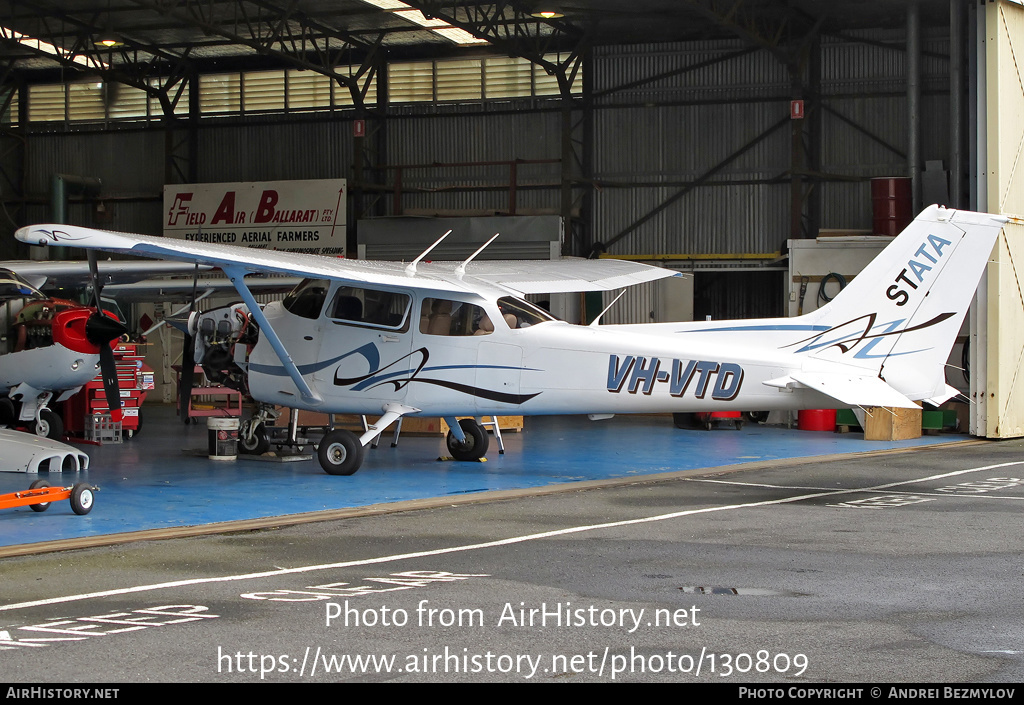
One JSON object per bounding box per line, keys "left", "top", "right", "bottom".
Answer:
{"left": 455, "top": 232, "right": 499, "bottom": 275}
{"left": 405, "top": 229, "right": 453, "bottom": 275}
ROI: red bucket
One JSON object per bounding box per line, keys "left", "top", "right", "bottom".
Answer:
{"left": 797, "top": 409, "right": 836, "bottom": 431}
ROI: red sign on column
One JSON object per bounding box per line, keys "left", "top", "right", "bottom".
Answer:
{"left": 353, "top": 119, "right": 366, "bottom": 137}
{"left": 790, "top": 100, "right": 804, "bottom": 119}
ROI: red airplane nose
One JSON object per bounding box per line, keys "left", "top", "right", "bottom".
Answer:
{"left": 52, "top": 308, "right": 126, "bottom": 354}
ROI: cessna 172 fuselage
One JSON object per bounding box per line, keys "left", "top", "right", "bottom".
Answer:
{"left": 14, "top": 205, "right": 1008, "bottom": 475}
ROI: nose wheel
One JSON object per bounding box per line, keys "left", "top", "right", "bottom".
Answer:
{"left": 32, "top": 408, "right": 64, "bottom": 440}
{"left": 239, "top": 421, "right": 270, "bottom": 455}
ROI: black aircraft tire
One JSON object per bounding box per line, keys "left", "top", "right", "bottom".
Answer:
{"left": 446, "top": 418, "right": 489, "bottom": 461}
{"left": 672, "top": 413, "right": 692, "bottom": 429}
{"left": 317, "top": 429, "right": 364, "bottom": 476}
{"left": 239, "top": 423, "right": 270, "bottom": 455}
{"left": 29, "top": 479, "right": 50, "bottom": 512}
{"left": 32, "top": 409, "right": 63, "bottom": 440}
{"left": 0, "top": 398, "right": 15, "bottom": 425}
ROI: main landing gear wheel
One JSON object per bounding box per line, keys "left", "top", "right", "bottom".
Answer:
{"left": 745, "top": 411, "right": 769, "bottom": 425}
{"left": 317, "top": 429, "right": 364, "bottom": 476}
{"left": 239, "top": 422, "right": 270, "bottom": 455}
{"left": 446, "top": 418, "right": 489, "bottom": 461}
{"left": 70, "top": 483, "right": 95, "bottom": 515}
{"left": 29, "top": 479, "right": 50, "bottom": 512}
{"left": 32, "top": 409, "right": 63, "bottom": 440}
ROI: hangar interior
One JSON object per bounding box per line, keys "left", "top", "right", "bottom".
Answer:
{"left": 1, "top": 0, "right": 1023, "bottom": 460}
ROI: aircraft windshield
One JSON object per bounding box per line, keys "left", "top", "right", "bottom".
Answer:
{"left": 497, "top": 296, "right": 556, "bottom": 329}
{"left": 282, "top": 278, "right": 329, "bottom": 320}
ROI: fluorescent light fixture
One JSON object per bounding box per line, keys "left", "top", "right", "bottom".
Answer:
{"left": 1, "top": 25, "right": 107, "bottom": 68}
{"left": 394, "top": 8, "right": 449, "bottom": 29}
{"left": 359, "top": 0, "right": 488, "bottom": 45}
{"left": 431, "top": 27, "right": 488, "bottom": 45}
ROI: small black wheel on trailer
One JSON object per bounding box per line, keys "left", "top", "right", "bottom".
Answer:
{"left": 446, "top": 418, "right": 489, "bottom": 461}
{"left": 32, "top": 409, "right": 63, "bottom": 440}
{"left": 239, "top": 422, "right": 270, "bottom": 455}
{"left": 28, "top": 479, "right": 50, "bottom": 512}
{"left": 70, "top": 483, "right": 95, "bottom": 515}
{"left": 317, "top": 429, "right": 364, "bottom": 476}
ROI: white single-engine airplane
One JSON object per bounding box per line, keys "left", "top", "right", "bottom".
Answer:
{"left": 14, "top": 205, "right": 1006, "bottom": 475}
{"left": 0, "top": 266, "right": 127, "bottom": 438}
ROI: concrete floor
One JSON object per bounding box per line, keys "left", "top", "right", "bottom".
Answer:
{"left": 0, "top": 405, "right": 961, "bottom": 551}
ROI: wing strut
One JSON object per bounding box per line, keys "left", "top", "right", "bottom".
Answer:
{"left": 223, "top": 265, "right": 323, "bottom": 406}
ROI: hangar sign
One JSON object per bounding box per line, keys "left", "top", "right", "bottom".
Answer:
{"left": 163, "top": 179, "right": 347, "bottom": 256}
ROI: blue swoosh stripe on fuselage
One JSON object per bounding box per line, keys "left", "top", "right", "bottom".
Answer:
{"left": 350, "top": 364, "right": 540, "bottom": 391}
{"left": 686, "top": 324, "right": 831, "bottom": 333}
{"left": 249, "top": 351, "right": 352, "bottom": 377}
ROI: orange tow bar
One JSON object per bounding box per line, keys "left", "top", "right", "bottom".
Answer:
{"left": 0, "top": 481, "right": 97, "bottom": 516}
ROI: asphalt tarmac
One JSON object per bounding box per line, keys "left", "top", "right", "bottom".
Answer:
{"left": 1, "top": 437, "right": 1022, "bottom": 684}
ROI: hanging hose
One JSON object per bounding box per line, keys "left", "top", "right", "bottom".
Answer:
{"left": 962, "top": 337, "right": 970, "bottom": 384}
{"left": 817, "top": 272, "right": 847, "bottom": 306}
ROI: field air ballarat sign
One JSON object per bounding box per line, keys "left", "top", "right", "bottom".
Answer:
{"left": 163, "top": 179, "right": 346, "bottom": 256}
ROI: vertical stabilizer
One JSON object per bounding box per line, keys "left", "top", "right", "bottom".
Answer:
{"left": 790, "top": 206, "right": 1005, "bottom": 400}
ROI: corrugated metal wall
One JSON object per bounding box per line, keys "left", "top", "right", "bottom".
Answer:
{"left": 591, "top": 30, "right": 951, "bottom": 257}
{"left": 5, "top": 27, "right": 951, "bottom": 273}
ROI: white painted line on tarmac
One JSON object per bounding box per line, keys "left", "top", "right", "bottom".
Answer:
{"left": 692, "top": 463, "right": 1024, "bottom": 500}
{"left": 2, "top": 460, "right": 1021, "bottom": 614}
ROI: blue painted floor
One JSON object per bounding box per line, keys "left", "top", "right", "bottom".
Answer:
{"left": 0, "top": 405, "right": 959, "bottom": 549}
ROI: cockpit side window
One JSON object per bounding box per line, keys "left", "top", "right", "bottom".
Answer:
{"left": 419, "top": 297, "right": 493, "bottom": 336}
{"left": 329, "top": 286, "right": 411, "bottom": 331}
{"left": 282, "top": 278, "right": 329, "bottom": 320}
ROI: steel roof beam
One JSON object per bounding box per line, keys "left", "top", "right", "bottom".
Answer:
{"left": 398, "top": 1, "right": 583, "bottom": 73}
{"left": 125, "top": 0, "right": 378, "bottom": 90}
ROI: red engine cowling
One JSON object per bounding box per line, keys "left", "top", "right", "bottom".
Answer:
{"left": 51, "top": 307, "right": 119, "bottom": 354}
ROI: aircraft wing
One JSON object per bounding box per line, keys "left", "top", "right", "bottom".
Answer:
{"left": 15, "top": 224, "right": 678, "bottom": 296}
{"left": 5, "top": 259, "right": 212, "bottom": 290}
{"left": 432, "top": 258, "right": 681, "bottom": 295}
{"left": 764, "top": 372, "right": 920, "bottom": 409}
{"left": 102, "top": 276, "right": 304, "bottom": 302}
{"left": 16, "top": 223, "right": 476, "bottom": 294}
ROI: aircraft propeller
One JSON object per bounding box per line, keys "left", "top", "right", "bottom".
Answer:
{"left": 85, "top": 251, "right": 129, "bottom": 422}
{"left": 177, "top": 264, "right": 200, "bottom": 423}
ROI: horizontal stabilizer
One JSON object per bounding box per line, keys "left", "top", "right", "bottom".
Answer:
{"left": 923, "top": 384, "right": 962, "bottom": 407}
{"left": 764, "top": 372, "right": 920, "bottom": 409}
